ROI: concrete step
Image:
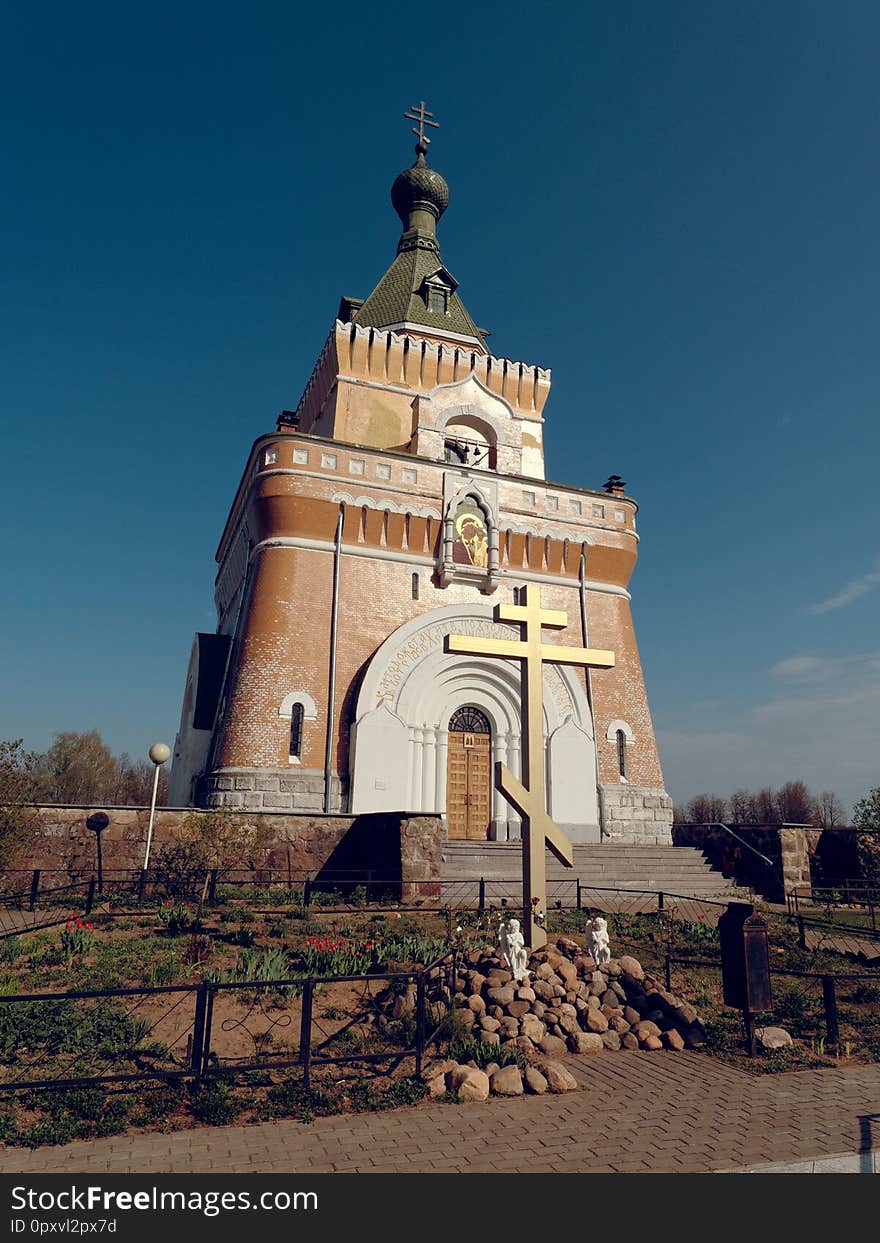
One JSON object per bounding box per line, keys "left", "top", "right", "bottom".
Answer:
{"left": 440, "top": 841, "right": 748, "bottom": 901}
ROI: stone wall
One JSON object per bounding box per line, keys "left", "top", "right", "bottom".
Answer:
{"left": 10, "top": 805, "right": 444, "bottom": 900}
{"left": 671, "top": 823, "right": 820, "bottom": 902}
{"left": 197, "top": 767, "right": 345, "bottom": 813}
{"left": 599, "top": 785, "right": 674, "bottom": 845}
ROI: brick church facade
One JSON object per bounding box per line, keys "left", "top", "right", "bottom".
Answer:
{"left": 169, "top": 124, "right": 673, "bottom": 845}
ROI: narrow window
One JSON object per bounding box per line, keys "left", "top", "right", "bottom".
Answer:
{"left": 289, "top": 702, "right": 305, "bottom": 759}
{"left": 616, "top": 729, "right": 628, "bottom": 780}
{"left": 412, "top": 572, "right": 419, "bottom": 600}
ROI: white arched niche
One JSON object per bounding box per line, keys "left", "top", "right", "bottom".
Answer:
{"left": 349, "top": 603, "right": 600, "bottom": 842}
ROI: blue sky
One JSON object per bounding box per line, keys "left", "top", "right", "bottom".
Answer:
{"left": 2, "top": 2, "right": 878, "bottom": 814}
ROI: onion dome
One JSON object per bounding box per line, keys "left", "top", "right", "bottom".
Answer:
{"left": 391, "top": 152, "right": 450, "bottom": 225}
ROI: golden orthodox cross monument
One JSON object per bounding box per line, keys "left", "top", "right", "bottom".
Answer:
{"left": 446, "top": 584, "right": 615, "bottom": 950}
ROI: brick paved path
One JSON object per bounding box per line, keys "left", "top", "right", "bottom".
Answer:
{"left": 4, "top": 1053, "right": 880, "bottom": 1174}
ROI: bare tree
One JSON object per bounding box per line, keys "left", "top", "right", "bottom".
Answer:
{"left": 729, "top": 789, "right": 758, "bottom": 825}
{"left": 685, "top": 793, "right": 728, "bottom": 823}
{"left": 0, "top": 740, "right": 43, "bottom": 874}
{"left": 813, "top": 790, "right": 846, "bottom": 829}
{"left": 776, "top": 780, "right": 815, "bottom": 824}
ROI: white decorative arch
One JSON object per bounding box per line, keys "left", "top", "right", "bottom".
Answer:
{"left": 606, "top": 719, "right": 635, "bottom": 745}
{"left": 350, "top": 603, "right": 600, "bottom": 841}
{"left": 278, "top": 691, "right": 318, "bottom": 721}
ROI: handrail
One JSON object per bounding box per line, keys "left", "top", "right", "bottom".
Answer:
{"left": 703, "top": 822, "right": 775, "bottom": 870}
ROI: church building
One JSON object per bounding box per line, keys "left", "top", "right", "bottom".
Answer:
{"left": 169, "top": 110, "right": 673, "bottom": 845}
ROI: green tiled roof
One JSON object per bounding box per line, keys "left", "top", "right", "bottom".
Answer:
{"left": 352, "top": 245, "right": 486, "bottom": 344}
{"left": 346, "top": 152, "right": 487, "bottom": 348}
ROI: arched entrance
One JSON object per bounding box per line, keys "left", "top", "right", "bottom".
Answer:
{"left": 446, "top": 706, "right": 492, "bottom": 840}
{"left": 349, "top": 603, "right": 601, "bottom": 842}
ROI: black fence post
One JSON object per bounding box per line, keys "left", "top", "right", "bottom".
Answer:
{"left": 28, "top": 870, "right": 40, "bottom": 912}
{"left": 415, "top": 970, "right": 426, "bottom": 1079}
{"left": 299, "top": 979, "right": 314, "bottom": 1091}
{"left": 664, "top": 953, "right": 671, "bottom": 990}
{"left": 191, "top": 982, "right": 209, "bottom": 1084}
{"left": 137, "top": 869, "right": 147, "bottom": 904}
{"left": 303, "top": 876, "right": 312, "bottom": 908}
{"left": 576, "top": 880, "right": 582, "bottom": 911}
{"left": 208, "top": 870, "right": 218, "bottom": 906}
{"left": 870, "top": 901, "right": 877, "bottom": 938}
{"left": 822, "top": 975, "right": 839, "bottom": 1050}
{"left": 202, "top": 989, "right": 215, "bottom": 1077}
{"left": 658, "top": 890, "right": 665, "bottom": 914}
{"left": 478, "top": 878, "right": 486, "bottom": 914}
{"left": 797, "top": 915, "right": 806, "bottom": 949}
{"left": 85, "top": 877, "right": 96, "bottom": 916}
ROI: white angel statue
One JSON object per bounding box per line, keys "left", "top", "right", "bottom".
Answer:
{"left": 586, "top": 916, "right": 611, "bottom": 965}
{"left": 498, "top": 918, "right": 530, "bottom": 981}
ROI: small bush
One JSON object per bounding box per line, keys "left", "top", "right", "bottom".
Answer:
{"left": 446, "top": 1038, "right": 524, "bottom": 1069}
{"left": 0, "top": 937, "right": 22, "bottom": 963}
{"left": 189, "top": 1084, "right": 239, "bottom": 1126}
{"left": 261, "top": 1079, "right": 341, "bottom": 1122}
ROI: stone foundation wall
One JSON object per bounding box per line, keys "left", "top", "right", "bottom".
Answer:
{"left": 197, "top": 767, "right": 345, "bottom": 813}
{"left": 599, "top": 785, "right": 674, "bottom": 845}
{"left": 9, "top": 806, "right": 443, "bottom": 900}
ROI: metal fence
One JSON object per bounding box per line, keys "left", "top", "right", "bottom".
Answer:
{"left": 663, "top": 952, "right": 880, "bottom": 1053}
{"left": 0, "top": 951, "right": 455, "bottom": 1095}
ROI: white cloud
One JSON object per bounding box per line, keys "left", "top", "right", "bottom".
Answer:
{"left": 768, "top": 652, "right": 880, "bottom": 680}
{"left": 770, "top": 656, "right": 824, "bottom": 678}
{"left": 807, "top": 558, "right": 880, "bottom": 614}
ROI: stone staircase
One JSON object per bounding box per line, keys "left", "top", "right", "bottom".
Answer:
{"left": 441, "top": 841, "right": 748, "bottom": 906}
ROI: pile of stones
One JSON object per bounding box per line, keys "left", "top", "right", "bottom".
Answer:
{"left": 421, "top": 935, "right": 706, "bottom": 1100}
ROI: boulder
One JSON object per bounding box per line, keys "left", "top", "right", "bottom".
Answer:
{"left": 621, "top": 1033, "right": 640, "bottom": 1050}
{"left": 618, "top": 955, "right": 645, "bottom": 981}
{"left": 521, "top": 1015, "right": 546, "bottom": 1044}
{"left": 585, "top": 1009, "right": 609, "bottom": 1034}
{"left": 447, "top": 1065, "right": 490, "bottom": 1102}
{"left": 541, "top": 1061, "right": 579, "bottom": 1093}
{"left": 623, "top": 1006, "right": 642, "bottom": 1027}
{"left": 663, "top": 1028, "right": 685, "bottom": 1051}
{"left": 524, "top": 1067, "right": 549, "bottom": 1095}
{"left": 516, "top": 986, "right": 536, "bottom": 1002}
{"left": 467, "top": 995, "right": 486, "bottom": 1014}
{"left": 643, "top": 1035, "right": 663, "bottom": 1051}
{"left": 538, "top": 1034, "right": 568, "bottom": 1057}
{"left": 535, "top": 963, "right": 558, "bottom": 983}
{"left": 610, "top": 1017, "right": 631, "bottom": 1035}
{"left": 490, "top": 1065, "right": 524, "bottom": 1096}
{"left": 426, "top": 1072, "right": 447, "bottom": 1097}
{"left": 457, "top": 1008, "right": 476, "bottom": 1030}
{"left": 479, "top": 1015, "right": 501, "bottom": 1033}
{"left": 569, "top": 1031, "right": 604, "bottom": 1055}
{"left": 487, "top": 986, "right": 516, "bottom": 1007}
{"left": 507, "top": 1000, "right": 531, "bottom": 1019}
{"left": 481, "top": 1031, "right": 501, "bottom": 1047}
{"left": 468, "top": 972, "right": 487, "bottom": 996}
{"left": 756, "top": 1026, "right": 793, "bottom": 1051}
{"left": 634, "top": 1020, "right": 661, "bottom": 1039}
{"left": 601, "top": 1030, "right": 622, "bottom": 1051}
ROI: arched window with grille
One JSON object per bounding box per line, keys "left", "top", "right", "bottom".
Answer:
{"left": 289, "top": 702, "right": 305, "bottom": 760}
{"left": 616, "top": 728, "right": 628, "bottom": 781}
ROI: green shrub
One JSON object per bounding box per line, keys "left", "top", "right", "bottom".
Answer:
{"left": 0, "top": 937, "right": 22, "bottom": 963}
{"left": 701, "top": 1016, "right": 741, "bottom": 1055}
{"left": 261, "top": 1079, "right": 341, "bottom": 1122}
{"left": 156, "top": 904, "right": 195, "bottom": 936}
{"left": 189, "top": 1084, "right": 239, "bottom": 1126}
{"left": 446, "top": 1038, "right": 524, "bottom": 1069}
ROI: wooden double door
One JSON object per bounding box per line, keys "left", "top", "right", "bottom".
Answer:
{"left": 446, "top": 707, "right": 492, "bottom": 840}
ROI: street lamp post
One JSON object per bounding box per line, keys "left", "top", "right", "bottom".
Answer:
{"left": 85, "top": 812, "right": 110, "bottom": 895}
{"left": 140, "top": 742, "right": 171, "bottom": 899}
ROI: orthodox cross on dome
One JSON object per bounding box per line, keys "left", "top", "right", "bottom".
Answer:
{"left": 445, "top": 584, "right": 615, "bottom": 951}
{"left": 404, "top": 100, "right": 439, "bottom": 154}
